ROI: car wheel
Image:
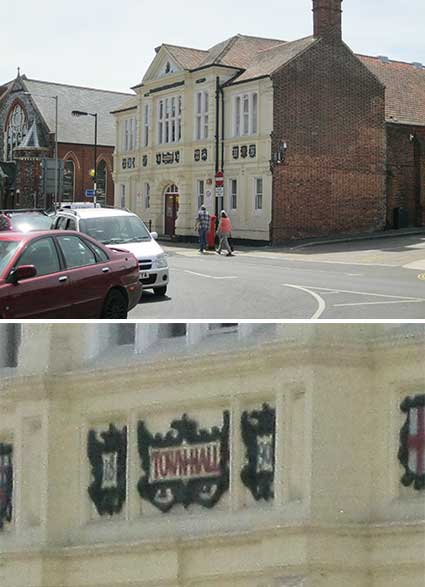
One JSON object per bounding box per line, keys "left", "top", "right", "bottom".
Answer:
{"left": 101, "top": 290, "right": 128, "bottom": 319}
{"left": 154, "top": 285, "right": 167, "bottom": 297}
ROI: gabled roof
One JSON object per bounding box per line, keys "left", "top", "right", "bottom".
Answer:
{"left": 358, "top": 55, "right": 425, "bottom": 126}
{"left": 20, "top": 78, "right": 134, "bottom": 146}
{"left": 234, "top": 36, "right": 317, "bottom": 83}
{"left": 161, "top": 44, "right": 208, "bottom": 70}
{"left": 200, "top": 34, "right": 287, "bottom": 70}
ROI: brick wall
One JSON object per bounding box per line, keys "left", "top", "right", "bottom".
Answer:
{"left": 271, "top": 38, "right": 387, "bottom": 242}
{"left": 58, "top": 143, "right": 114, "bottom": 205}
{"left": 386, "top": 123, "right": 425, "bottom": 227}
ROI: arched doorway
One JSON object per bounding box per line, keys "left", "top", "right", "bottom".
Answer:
{"left": 164, "top": 184, "right": 179, "bottom": 236}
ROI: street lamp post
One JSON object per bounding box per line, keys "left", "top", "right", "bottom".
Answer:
{"left": 24, "top": 92, "right": 59, "bottom": 207}
{"left": 72, "top": 110, "right": 98, "bottom": 206}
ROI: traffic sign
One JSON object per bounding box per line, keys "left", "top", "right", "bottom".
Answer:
{"left": 215, "top": 186, "right": 224, "bottom": 197}
{"left": 215, "top": 170, "right": 224, "bottom": 187}
{"left": 85, "top": 189, "right": 95, "bottom": 198}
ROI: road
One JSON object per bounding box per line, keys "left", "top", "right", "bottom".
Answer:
{"left": 129, "top": 233, "right": 425, "bottom": 319}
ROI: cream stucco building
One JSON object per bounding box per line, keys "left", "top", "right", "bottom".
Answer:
{"left": 0, "top": 323, "right": 424, "bottom": 587}
{"left": 112, "top": 37, "right": 276, "bottom": 242}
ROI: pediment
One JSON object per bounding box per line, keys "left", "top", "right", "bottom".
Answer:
{"left": 142, "top": 47, "right": 182, "bottom": 83}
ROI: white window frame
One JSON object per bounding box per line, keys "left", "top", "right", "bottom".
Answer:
{"left": 229, "top": 178, "right": 237, "bottom": 211}
{"left": 120, "top": 184, "right": 126, "bottom": 208}
{"left": 124, "top": 119, "right": 129, "bottom": 152}
{"left": 254, "top": 177, "right": 263, "bottom": 212}
{"left": 144, "top": 182, "right": 150, "bottom": 209}
{"left": 157, "top": 95, "right": 182, "bottom": 145}
{"left": 123, "top": 116, "right": 136, "bottom": 152}
{"left": 197, "top": 179, "right": 205, "bottom": 209}
{"left": 194, "top": 91, "right": 209, "bottom": 141}
{"left": 232, "top": 92, "right": 258, "bottom": 137}
{"left": 143, "top": 104, "right": 150, "bottom": 147}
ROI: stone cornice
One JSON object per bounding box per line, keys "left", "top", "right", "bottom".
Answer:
{"left": 1, "top": 329, "right": 424, "bottom": 402}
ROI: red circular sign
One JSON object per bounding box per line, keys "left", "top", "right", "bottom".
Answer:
{"left": 215, "top": 171, "right": 224, "bottom": 187}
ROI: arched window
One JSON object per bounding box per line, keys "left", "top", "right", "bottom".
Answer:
{"left": 96, "top": 160, "right": 107, "bottom": 204}
{"left": 63, "top": 160, "right": 75, "bottom": 202}
{"left": 4, "top": 104, "right": 28, "bottom": 161}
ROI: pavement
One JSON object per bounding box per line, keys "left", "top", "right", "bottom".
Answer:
{"left": 159, "top": 227, "right": 425, "bottom": 270}
{"left": 129, "top": 230, "right": 425, "bottom": 320}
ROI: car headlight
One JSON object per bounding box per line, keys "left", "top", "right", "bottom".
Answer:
{"left": 154, "top": 253, "right": 168, "bottom": 269}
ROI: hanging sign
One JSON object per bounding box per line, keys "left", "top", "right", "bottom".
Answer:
{"left": 137, "top": 412, "right": 230, "bottom": 512}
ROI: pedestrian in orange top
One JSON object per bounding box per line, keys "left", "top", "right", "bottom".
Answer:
{"left": 216, "top": 210, "right": 234, "bottom": 256}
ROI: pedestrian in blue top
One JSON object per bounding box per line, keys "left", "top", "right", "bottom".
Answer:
{"left": 195, "top": 205, "right": 210, "bottom": 253}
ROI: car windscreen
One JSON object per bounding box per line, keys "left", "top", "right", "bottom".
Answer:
{"left": 0, "top": 240, "right": 21, "bottom": 276}
{"left": 79, "top": 215, "right": 151, "bottom": 245}
{"left": 10, "top": 214, "right": 52, "bottom": 232}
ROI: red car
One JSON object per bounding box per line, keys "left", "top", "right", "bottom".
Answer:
{"left": 0, "top": 230, "right": 142, "bottom": 318}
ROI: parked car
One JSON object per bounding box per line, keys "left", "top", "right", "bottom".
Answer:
{"left": 0, "top": 230, "right": 142, "bottom": 319}
{"left": 0, "top": 208, "right": 53, "bottom": 232}
{"left": 51, "top": 207, "right": 169, "bottom": 296}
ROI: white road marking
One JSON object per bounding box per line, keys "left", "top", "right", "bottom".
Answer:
{"left": 302, "top": 285, "right": 424, "bottom": 301}
{"left": 283, "top": 284, "right": 326, "bottom": 319}
{"left": 334, "top": 300, "right": 425, "bottom": 307}
{"left": 345, "top": 273, "right": 363, "bottom": 276}
{"left": 403, "top": 260, "right": 425, "bottom": 270}
{"left": 239, "top": 252, "right": 396, "bottom": 267}
{"left": 185, "top": 270, "right": 238, "bottom": 280}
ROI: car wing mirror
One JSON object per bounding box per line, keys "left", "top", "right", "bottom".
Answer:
{"left": 150, "top": 231, "right": 158, "bottom": 240}
{"left": 7, "top": 264, "right": 37, "bottom": 284}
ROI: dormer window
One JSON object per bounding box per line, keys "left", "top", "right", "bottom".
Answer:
{"left": 165, "top": 61, "right": 171, "bottom": 74}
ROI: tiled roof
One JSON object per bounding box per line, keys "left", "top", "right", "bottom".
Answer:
{"left": 22, "top": 79, "right": 134, "bottom": 146}
{"left": 163, "top": 45, "right": 208, "bottom": 70}
{"left": 357, "top": 55, "right": 425, "bottom": 125}
{"left": 200, "top": 34, "right": 286, "bottom": 69}
{"left": 234, "top": 36, "right": 317, "bottom": 83}
{"left": 111, "top": 95, "right": 138, "bottom": 113}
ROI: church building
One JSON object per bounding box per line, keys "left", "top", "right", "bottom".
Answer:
{"left": 0, "top": 75, "right": 133, "bottom": 209}
{"left": 112, "top": 0, "right": 425, "bottom": 242}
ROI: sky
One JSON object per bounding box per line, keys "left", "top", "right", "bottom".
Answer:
{"left": 2, "top": 0, "right": 424, "bottom": 94}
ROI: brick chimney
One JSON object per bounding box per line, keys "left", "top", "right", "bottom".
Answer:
{"left": 313, "top": 0, "right": 343, "bottom": 40}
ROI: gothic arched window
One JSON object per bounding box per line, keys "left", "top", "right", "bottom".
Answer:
{"left": 63, "top": 160, "right": 75, "bottom": 202}
{"left": 96, "top": 160, "right": 107, "bottom": 204}
{"left": 5, "top": 104, "right": 28, "bottom": 160}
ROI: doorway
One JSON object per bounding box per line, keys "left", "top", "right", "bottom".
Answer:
{"left": 164, "top": 184, "right": 179, "bottom": 236}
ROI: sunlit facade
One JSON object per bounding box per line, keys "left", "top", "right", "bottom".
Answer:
{"left": 0, "top": 324, "right": 424, "bottom": 587}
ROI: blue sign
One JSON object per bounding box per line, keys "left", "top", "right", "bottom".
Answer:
{"left": 85, "top": 189, "right": 95, "bottom": 198}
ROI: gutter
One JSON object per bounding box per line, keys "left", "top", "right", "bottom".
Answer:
{"left": 215, "top": 77, "right": 220, "bottom": 176}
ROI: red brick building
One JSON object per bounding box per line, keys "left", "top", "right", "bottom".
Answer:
{"left": 270, "top": 0, "right": 425, "bottom": 241}
{"left": 0, "top": 75, "right": 133, "bottom": 209}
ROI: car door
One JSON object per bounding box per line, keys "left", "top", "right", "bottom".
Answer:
{"left": 55, "top": 234, "right": 113, "bottom": 318}
{"left": 1, "top": 236, "right": 72, "bottom": 318}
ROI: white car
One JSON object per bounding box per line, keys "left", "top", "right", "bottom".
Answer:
{"left": 52, "top": 206, "right": 169, "bottom": 296}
